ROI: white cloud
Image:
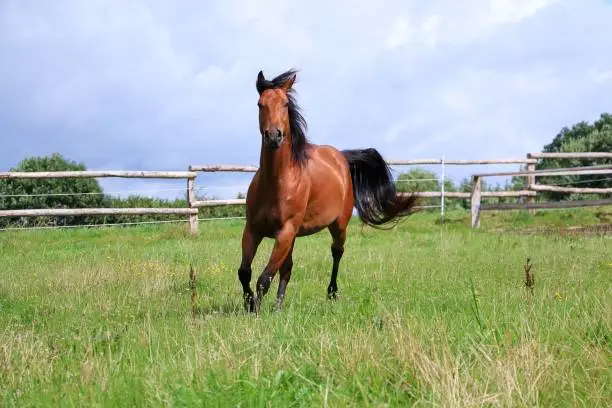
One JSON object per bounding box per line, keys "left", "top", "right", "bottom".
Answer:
{"left": 488, "top": 0, "right": 561, "bottom": 24}
{"left": 421, "top": 14, "right": 443, "bottom": 49}
{"left": 589, "top": 68, "right": 612, "bottom": 84}
{"left": 386, "top": 16, "right": 414, "bottom": 50}
{"left": 386, "top": 13, "right": 442, "bottom": 51}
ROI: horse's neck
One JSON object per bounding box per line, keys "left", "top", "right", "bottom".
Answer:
{"left": 259, "top": 144, "right": 298, "bottom": 191}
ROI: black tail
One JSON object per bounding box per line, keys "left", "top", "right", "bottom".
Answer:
{"left": 342, "top": 148, "right": 420, "bottom": 229}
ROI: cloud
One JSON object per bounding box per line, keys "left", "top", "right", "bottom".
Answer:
{"left": 489, "top": 0, "right": 561, "bottom": 24}
{"left": 1, "top": 0, "right": 611, "bottom": 199}
{"left": 589, "top": 68, "right": 612, "bottom": 84}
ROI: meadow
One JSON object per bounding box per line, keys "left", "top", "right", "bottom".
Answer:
{"left": 0, "top": 208, "right": 610, "bottom": 407}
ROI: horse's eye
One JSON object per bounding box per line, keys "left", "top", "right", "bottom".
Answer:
{"left": 257, "top": 102, "right": 263, "bottom": 108}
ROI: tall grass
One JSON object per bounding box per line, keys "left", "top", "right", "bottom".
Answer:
{"left": 0, "top": 209, "right": 610, "bottom": 407}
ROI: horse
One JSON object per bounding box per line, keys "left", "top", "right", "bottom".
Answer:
{"left": 237, "top": 69, "right": 419, "bottom": 315}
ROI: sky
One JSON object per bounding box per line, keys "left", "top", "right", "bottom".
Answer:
{"left": 1, "top": 0, "right": 611, "bottom": 200}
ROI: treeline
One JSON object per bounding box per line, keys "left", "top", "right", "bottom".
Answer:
{"left": 523, "top": 112, "right": 611, "bottom": 201}
{"left": 0, "top": 153, "right": 244, "bottom": 228}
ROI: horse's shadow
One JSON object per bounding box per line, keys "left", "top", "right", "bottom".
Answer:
{"left": 189, "top": 299, "right": 299, "bottom": 318}
{"left": 190, "top": 301, "right": 244, "bottom": 318}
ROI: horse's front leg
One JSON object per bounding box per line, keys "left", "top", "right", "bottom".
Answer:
{"left": 238, "top": 224, "right": 263, "bottom": 312}
{"left": 275, "top": 238, "right": 295, "bottom": 312}
{"left": 253, "top": 223, "right": 296, "bottom": 315}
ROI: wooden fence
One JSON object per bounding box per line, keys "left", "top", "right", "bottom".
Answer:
{"left": 188, "top": 158, "right": 538, "bottom": 204}
{"left": 190, "top": 153, "right": 612, "bottom": 229}
{"left": 1, "top": 152, "right": 611, "bottom": 233}
{"left": 470, "top": 161, "right": 612, "bottom": 228}
{"left": 0, "top": 170, "right": 200, "bottom": 235}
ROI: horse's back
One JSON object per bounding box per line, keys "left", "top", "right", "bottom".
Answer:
{"left": 307, "top": 144, "right": 351, "bottom": 193}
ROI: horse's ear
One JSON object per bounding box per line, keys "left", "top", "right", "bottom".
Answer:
{"left": 256, "top": 70, "right": 265, "bottom": 94}
{"left": 281, "top": 72, "right": 296, "bottom": 92}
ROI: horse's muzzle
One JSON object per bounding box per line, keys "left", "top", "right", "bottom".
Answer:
{"left": 264, "top": 128, "right": 284, "bottom": 149}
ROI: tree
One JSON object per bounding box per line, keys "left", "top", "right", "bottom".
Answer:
{"left": 542, "top": 113, "right": 612, "bottom": 153}
{"left": 0, "top": 153, "right": 105, "bottom": 227}
{"left": 396, "top": 168, "right": 458, "bottom": 210}
{"left": 396, "top": 168, "right": 440, "bottom": 194}
{"left": 515, "top": 112, "right": 612, "bottom": 200}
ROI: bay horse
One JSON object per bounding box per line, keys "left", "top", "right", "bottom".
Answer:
{"left": 237, "top": 69, "right": 419, "bottom": 315}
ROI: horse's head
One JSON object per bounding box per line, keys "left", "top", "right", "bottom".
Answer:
{"left": 255, "top": 70, "right": 296, "bottom": 150}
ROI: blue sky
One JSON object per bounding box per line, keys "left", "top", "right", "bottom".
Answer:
{"left": 1, "top": 0, "right": 611, "bottom": 199}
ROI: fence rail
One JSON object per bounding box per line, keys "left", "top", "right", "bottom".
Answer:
{"left": 387, "top": 159, "right": 538, "bottom": 165}
{"left": 192, "top": 199, "right": 246, "bottom": 207}
{"left": 0, "top": 171, "right": 197, "bottom": 179}
{"left": 472, "top": 165, "right": 612, "bottom": 178}
{"left": 0, "top": 208, "right": 198, "bottom": 217}
{"left": 406, "top": 191, "right": 536, "bottom": 199}
{"left": 189, "top": 165, "right": 258, "bottom": 172}
{"left": 2, "top": 152, "right": 611, "bottom": 233}
{"left": 528, "top": 184, "right": 612, "bottom": 194}
{"left": 527, "top": 152, "right": 612, "bottom": 159}
{"left": 481, "top": 199, "right": 612, "bottom": 211}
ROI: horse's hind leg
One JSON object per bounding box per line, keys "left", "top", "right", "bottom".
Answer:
{"left": 238, "top": 224, "right": 262, "bottom": 312}
{"left": 327, "top": 220, "right": 347, "bottom": 300}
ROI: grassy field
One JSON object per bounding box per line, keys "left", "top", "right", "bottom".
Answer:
{"left": 0, "top": 208, "right": 610, "bottom": 407}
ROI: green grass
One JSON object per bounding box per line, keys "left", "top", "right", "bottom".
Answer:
{"left": 0, "top": 209, "right": 610, "bottom": 407}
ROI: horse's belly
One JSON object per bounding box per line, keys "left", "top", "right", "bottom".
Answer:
{"left": 296, "top": 201, "right": 342, "bottom": 236}
{"left": 296, "top": 224, "right": 326, "bottom": 237}
{"left": 297, "top": 210, "right": 333, "bottom": 236}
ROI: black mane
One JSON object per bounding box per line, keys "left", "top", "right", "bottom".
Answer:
{"left": 256, "top": 69, "right": 310, "bottom": 165}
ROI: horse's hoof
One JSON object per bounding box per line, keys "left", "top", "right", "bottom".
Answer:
{"left": 244, "top": 296, "right": 255, "bottom": 313}
{"left": 253, "top": 298, "right": 261, "bottom": 316}
{"left": 327, "top": 292, "right": 339, "bottom": 301}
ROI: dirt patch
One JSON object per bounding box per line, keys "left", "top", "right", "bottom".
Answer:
{"left": 595, "top": 211, "right": 612, "bottom": 223}
{"left": 489, "top": 223, "right": 612, "bottom": 237}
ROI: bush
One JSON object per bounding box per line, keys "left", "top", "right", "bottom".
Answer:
{"left": 0, "top": 153, "right": 105, "bottom": 228}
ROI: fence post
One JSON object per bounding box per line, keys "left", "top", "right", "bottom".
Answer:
{"left": 439, "top": 155, "right": 445, "bottom": 223}
{"left": 187, "top": 167, "right": 198, "bottom": 236}
{"left": 526, "top": 153, "right": 536, "bottom": 214}
{"left": 471, "top": 175, "right": 481, "bottom": 228}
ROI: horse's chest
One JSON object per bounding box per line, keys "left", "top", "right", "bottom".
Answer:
{"left": 249, "top": 205, "right": 284, "bottom": 237}
{"left": 248, "top": 192, "right": 303, "bottom": 236}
